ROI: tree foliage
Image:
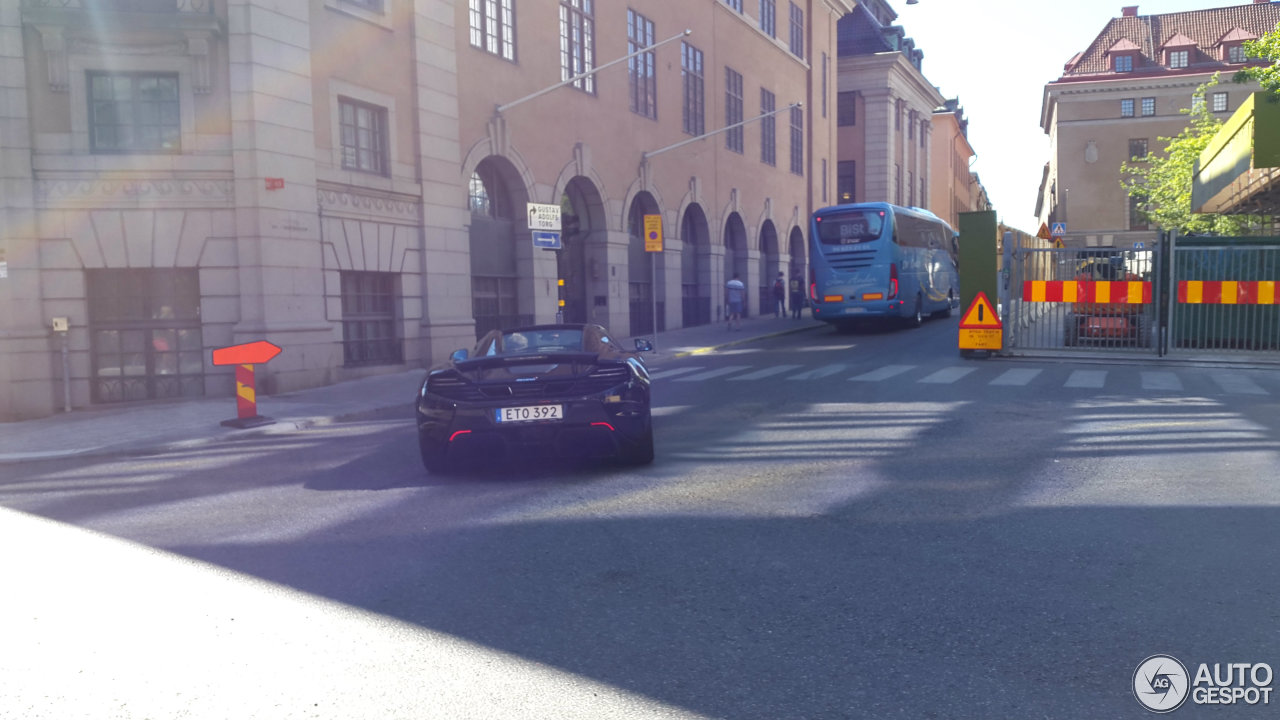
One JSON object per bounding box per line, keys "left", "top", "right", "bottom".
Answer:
{"left": 1120, "top": 76, "right": 1257, "bottom": 234}
{"left": 1233, "top": 21, "right": 1280, "bottom": 98}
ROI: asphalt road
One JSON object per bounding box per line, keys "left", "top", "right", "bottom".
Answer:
{"left": 3, "top": 316, "right": 1280, "bottom": 719}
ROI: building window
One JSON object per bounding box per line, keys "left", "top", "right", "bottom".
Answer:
{"left": 1114, "top": 54, "right": 1133, "bottom": 72}
{"left": 725, "top": 67, "right": 744, "bottom": 154}
{"left": 1141, "top": 97, "right": 1155, "bottom": 116}
{"left": 469, "top": 0, "right": 516, "bottom": 61}
{"left": 341, "top": 271, "right": 402, "bottom": 367}
{"left": 339, "top": 97, "right": 388, "bottom": 175}
{"left": 1228, "top": 44, "right": 1247, "bottom": 63}
{"left": 1212, "top": 91, "right": 1228, "bottom": 113}
{"left": 468, "top": 171, "right": 490, "bottom": 214}
{"left": 723, "top": 0, "right": 742, "bottom": 11}
{"left": 760, "top": 89, "right": 776, "bottom": 166}
{"left": 788, "top": 3, "right": 804, "bottom": 59}
{"left": 789, "top": 105, "right": 803, "bottom": 175}
{"left": 472, "top": 276, "right": 520, "bottom": 338}
{"left": 560, "top": 0, "right": 595, "bottom": 94}
{"left": 821, "top": 52, "right": 828, "bottom": 118}
{"left": 837, "top": 160, "right": 855, "bottom": 202}
{"left": 88, "top": 269, "right": 204, "bottom": 404}
{"left": 822, "top": 158, "right": 828, "bottom": 203}
{"left": 627, "top": 9, "right": 657, "bottom": 120}
{"left": 759, "top": 0, "right": 775, "bottom": 37}
{"left": 1168, "top": 50, "right": 1189, "bottom": 69}
{"left": 88, "top": 72, "right": 180, "bottom": 154}
{"left": 837, "top": 91, "right": 856, "bottom": 126}
{"left": 345, "top": 0, "right": 384, "bottom": 10}
{"left": 1128, "top": 138, "right": 1148, "bottom": 160}
{"left": 1121, "top": 98, "right": 1135, "bottom": 117}
{"left": 681, "top": 42, "right": 704, "bottom": 136}
{"left": 1129, "top": 194, "right": 1148, "bottom": 231}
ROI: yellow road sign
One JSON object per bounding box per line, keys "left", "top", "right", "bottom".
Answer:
{"left": 644, "top": 214, "right": 663, "bottom": 252}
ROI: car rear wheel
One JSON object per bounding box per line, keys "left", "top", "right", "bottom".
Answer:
{"left": 621, "top": 420, "right": 654, "bottom": 466}
{"left": 419, "top": 435, "right": 450, "bottom": 475}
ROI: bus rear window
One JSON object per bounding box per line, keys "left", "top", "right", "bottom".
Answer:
{"left": 815, "top": 210, "right": 885, "bottom": 245}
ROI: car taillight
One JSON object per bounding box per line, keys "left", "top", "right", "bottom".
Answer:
{"left": 889, "top": 263, "right": 899, "bottom": 300}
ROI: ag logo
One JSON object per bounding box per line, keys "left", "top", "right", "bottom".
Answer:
{"left": 1134, "top": 655, "right": 1190, "bottom": 713}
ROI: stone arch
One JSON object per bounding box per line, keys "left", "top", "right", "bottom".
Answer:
{"left": 626, "top": 191, "right": 663, "bottom": 334}
{"left": 758, "top": 219, "right": 781, "bottom": 315}
{"left": 467, "top": 154, "right": 532, "bottom": 338}
{"left": 679, "top": 203, "right": 712, "bottom": 327}
{"left": 557, "top": 175, "right": 607, "bottom": 324}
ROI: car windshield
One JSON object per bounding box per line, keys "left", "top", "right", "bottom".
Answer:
{"left": 815, "top": 209, "right": 886, "bottom": 245}
{"left": 482, "top": 329, "right": 587, "bottom": 356}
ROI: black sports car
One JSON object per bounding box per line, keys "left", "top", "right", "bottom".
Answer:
{"left": 416, "top": 323, "right": 654, "bottom": 473}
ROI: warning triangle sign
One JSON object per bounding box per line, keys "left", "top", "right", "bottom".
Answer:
{"left": 958, "top": 291, "right": 1002, "bottom": 329}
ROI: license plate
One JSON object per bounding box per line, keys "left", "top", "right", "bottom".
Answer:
{"left": 495, "top": 404, "right": 563, "bottom": 423}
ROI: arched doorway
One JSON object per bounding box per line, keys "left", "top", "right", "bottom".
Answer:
{"left": 724, "top": 212, "right": 748, "bottom": 317}
{"left": 788, "top": 225, "right": 807, "bottom": 281}
{"left": 468, "top": 157, "right": 529, "bottom": 338}
{"left": 680, "top": 204, "right": 711, "bottom": 327}
{"left": 758, "top": 219, "right": 779, "bottom": 316}
{"left": 559, "top": 177, "right": 605, "bottom": 324}
{"left": 627, "top": 192, "right": 663, "bottom": 334}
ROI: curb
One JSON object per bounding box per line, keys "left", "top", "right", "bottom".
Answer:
{"left": 653, "top": 322, "right": 825, "bottom": 360}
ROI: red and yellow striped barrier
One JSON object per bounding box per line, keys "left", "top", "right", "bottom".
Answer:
{"left": 1178, "top": 281, "right": 1278, "bottom": 305}
{"left": 1022, "top": 281, "right": 1152, "bottom": 304}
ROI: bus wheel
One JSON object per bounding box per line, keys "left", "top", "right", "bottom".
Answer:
{"left": 932, "top": 290, "right": 955, "bottom": 319}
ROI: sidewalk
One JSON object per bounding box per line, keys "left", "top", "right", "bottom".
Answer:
{"left": 0, "top": 314, "right": 824, "bottom": 464}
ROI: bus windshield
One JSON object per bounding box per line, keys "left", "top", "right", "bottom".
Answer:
{"left": 815, "top": 209, "right": 886, "bottom": 245}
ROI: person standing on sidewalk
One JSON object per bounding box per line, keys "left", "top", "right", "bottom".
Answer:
{"left": 725, "top": 273, "right": 745, "bottom": 330}
{"left": 772, "top": 272, "right": 787, "bottom": 318}
{"left": 790, "top": 271, "right": 804, "bottom": 319}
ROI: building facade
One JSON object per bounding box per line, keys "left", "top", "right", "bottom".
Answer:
{"left": 1037, "top": 1, "right": 1280, "bottom": 249}
{"left": 0, "top": 0, "right": 853, "bottom": 421}
{"left": 928, "top": 98, "right": 979, "bottom": 230}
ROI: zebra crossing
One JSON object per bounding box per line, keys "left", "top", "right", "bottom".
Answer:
{"left": 647, "top": 361, "right": 1279, "bottom": 396}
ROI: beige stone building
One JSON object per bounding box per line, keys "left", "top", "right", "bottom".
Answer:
{"left": 1037, "top": 1, "right": 1280, "bottom": 249}
{"left": 928, "top": 98, "right": 979, "bottom": 230}
{"left": 0, "top": 0, "right": 853, "bottom": 420}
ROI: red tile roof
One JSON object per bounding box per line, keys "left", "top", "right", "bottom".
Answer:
{"left": 1058, "top": 2, "right": 1280, "bottom": 79}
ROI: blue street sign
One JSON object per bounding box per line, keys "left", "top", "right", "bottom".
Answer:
{"left": 1050, "top": 222, "right": 1067, "bottom": 237}
{"left": 532, "top": 231, "right": 562, "bottom": 250}
{"left": 1134, "top": 241, "right": 1145, "bottom": 249}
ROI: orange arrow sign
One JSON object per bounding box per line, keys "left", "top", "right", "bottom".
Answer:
{"left": 212, "top": 340, "right": 282, "bottom": 366}
{"left": 958, "top": 292, "right": 1002, "bottom": 329}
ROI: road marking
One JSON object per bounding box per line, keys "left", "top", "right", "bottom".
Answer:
{"left": 648, "top": 367, "right": 704, "bottom": 380}
{"left": 849, "top": 364, "right": 916, "bottom": 382}
{"left": 787, "top": 364, "right": 847, "bottom": 380}
{"left": 729, "top": 364, "right": 804, "bottom": 381}
{"left": 918, "top": 367, "right": 976, "bottom": 384}
{"left": 990, "top": 369, "right": 1042, "bottom": 386}
{"left": 1141, "top": 371, "right": 1183, "bottom": 392}
{"left": 676, "top": 365, "right": 753, "bottom": 382}
{"left": 1210, "top": 372, "right": 1267, "bottom": 395}
{"left": 1065, "top": 370, "right": 1106, "bottom": 388}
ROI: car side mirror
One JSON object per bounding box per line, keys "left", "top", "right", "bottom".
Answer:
{"left": 450, "top": 349, "right": 469, "bottom": 363}
{"left": 634, "top": 338, "right": 653, "bottom": 352}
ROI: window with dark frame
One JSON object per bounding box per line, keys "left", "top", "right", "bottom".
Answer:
{"left": 560, "top": 0, "right": 595, "bottom": 94}
{"left": 469, "top": 0, "right": 516, "bottom": 62}
{"left": 789, "top": 105, "right": 803, "bottom": 176}
{"left": 341, "top": 271, "right": 403, "bottom": 367}
{"left": 723, "top": 0, "right": 742, "bottom": 11}
{"left": 1121, "top": 98, "right": 1135, "bottom": 117}
{"left": 1228, "top": 44, "right": 1247, "bottom": 63}
{"left": 1168, "top": 49, "right": 1189, "bottom": 68}
{"left": 1141, "top": 97, "right": 1155, "bottom": 116}
{"left": 1128, "top": 138, "right": 1148, "bottom": 160}
{"left": 837, "top": 91, "right": 856, "bottom": 126}
{"left": 88, "top": 72, "right": 180, "bottom": 154}
{"left": 1212, "top": 91, "right": 1228, "bottom": 113}
{"left": 760, "top": 89, "right": 776, "bottom": 166}
{"left": 1114, "top": 54, "right": 1134, "bottom": 72}
{"left": 339, "top": 97, "right": 388, "bottom": 176}
{"left": 627, "top": 9, "right": 657, "bottom": 120}
{"left": 837, "top": 160, "right": 855, "bottom": 202}
{"left": 725, "top": 67, "right": 744, "bottom": 153}
{"left": 788, "top": 3, "right": 804, "bottom": 59}
{"left": 759, "top": 0, "right": 775, "bottom": 37}
{"left": 681, "top": 41, "right": 705, "bottom": 136}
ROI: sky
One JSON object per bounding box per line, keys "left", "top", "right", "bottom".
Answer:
{"left": 892, "top": 0, "right": 1269, "bottom": 232}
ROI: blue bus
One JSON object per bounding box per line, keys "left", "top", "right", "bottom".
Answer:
{"left": 808, "top": 202, "right": 960, "bottom": 329}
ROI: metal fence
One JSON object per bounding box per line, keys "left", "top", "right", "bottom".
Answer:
{"left": 1168, "top": 239, "right": 1280, "bottom": 354}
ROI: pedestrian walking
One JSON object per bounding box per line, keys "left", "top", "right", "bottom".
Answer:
{"left": 772, "top": 271, "right": 787, "bottom": 317}
{"left": 725, "top": 273, "right": 745, "bottom": 330}
{"left": 789, "top": 271, "right": 804, "bottom": 319}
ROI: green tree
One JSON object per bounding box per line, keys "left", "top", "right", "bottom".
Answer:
{"left": 1120, "top": 76, "right": 1257, "bottom": 234}
{"left": 1233, "top": 21, "right": 1280, "bottom": 97}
